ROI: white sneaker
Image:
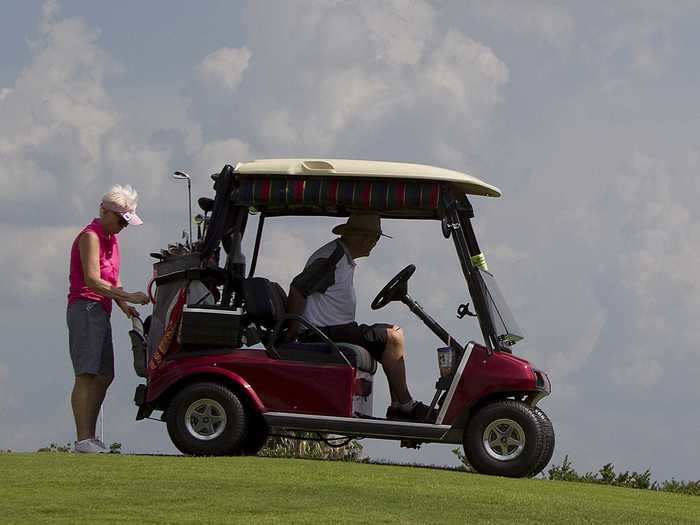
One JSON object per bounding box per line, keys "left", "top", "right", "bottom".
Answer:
{"left": 74, "top": 439, "right": 108, "bottom": 454}
{"left": 93, "top": 438, "right": 108, "bottom": 450}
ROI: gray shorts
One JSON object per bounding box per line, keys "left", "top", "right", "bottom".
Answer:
{"left": 67, "top": 300, "right": 114, "bottom": 377}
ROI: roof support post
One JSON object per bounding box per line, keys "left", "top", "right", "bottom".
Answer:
{"left": 247, "top": 214, "right": 265, "bottom": 279}
{"left": 445, "top": 201, "right": 496, "bottom": 352}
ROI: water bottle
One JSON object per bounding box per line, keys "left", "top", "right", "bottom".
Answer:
{"left": 437, "top": 346, "right": 454, "bottom": 377}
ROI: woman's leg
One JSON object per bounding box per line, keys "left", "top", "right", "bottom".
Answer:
{"left": 71, "top": 374, "right": 97, "bottom": 441}
{"left": 87, "top": 375, "right": 113, "bottom": 439}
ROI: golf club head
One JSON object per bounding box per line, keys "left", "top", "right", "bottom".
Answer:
{"left": 198, "top": 197, "right": 214, "bottom": 213}
{"left": 172, "top": 170, "right": 191, "bottom": 181}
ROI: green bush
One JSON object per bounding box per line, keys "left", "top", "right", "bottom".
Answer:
{"left": 548, "top": 455, "right": 652, "bottom": 490}
{"left": 37, "top": 443, "right": 72, "bottom": 453}
{"left": 546, "top": 455, "right": 698, "bottom": 496}
{"left": 656, "top": 479, "right": 700, "bottom": 496}
{"left": 450, "top": 447, "right": 475, "bottom": 472}
{"left": 260, "top": 432, "right": 362, "bottom": 461}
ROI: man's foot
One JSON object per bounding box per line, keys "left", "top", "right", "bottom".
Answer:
{"left": 74, "top": 439, "right": 108, "bottom": 454}
{"left": 93, "top": 438, "right": 108, "bottom": 450}
{"left": 386, "top": 401, "right": 434, "bottom": 422}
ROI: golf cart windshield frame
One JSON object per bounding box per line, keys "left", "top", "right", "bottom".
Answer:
{"left": 201, "top": 165, "right": 512, "bottom": 352}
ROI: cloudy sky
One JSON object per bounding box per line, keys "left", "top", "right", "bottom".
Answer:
{"left": 1, "top": 0, "right": 699, "bottom": 481}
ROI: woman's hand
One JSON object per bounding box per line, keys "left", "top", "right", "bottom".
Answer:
{"left": 128, "top": 292, "right": 150, "bottom": 305}
{"left": 121, "top": 305, "right": 140, "bottom": 319}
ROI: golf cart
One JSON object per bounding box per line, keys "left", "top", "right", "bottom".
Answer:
{"left": 129, "top": 159, "right": 553, "bottom": 477}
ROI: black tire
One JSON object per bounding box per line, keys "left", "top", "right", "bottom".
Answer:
{"left": 530, "top": 407, "right": 555, "bottom": 477}
{"left": 232, "top": 414, "right": 270, "bottom": 456}
{"left": 166, "top": 382, "right": 248, "bottom": 456}
{"left": 463, "top": 399, "right": 544, "bottom": 478}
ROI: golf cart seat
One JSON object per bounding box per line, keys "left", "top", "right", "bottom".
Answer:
{"left": 242, "top": 277, "right": 377, "bottom": 374}
{"left": 275, "top": 341, "right": 377, "bottom": 373}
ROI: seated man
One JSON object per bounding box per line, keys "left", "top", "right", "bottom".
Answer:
{"left": 286, "top": 213, "right": 431, "bottom": 422}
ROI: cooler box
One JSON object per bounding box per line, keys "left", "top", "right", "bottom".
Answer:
{"left": 178, "top": 305, "right": 242, "bottom": 347}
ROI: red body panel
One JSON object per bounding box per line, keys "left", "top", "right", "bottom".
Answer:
{"left": 147, "top": 349, "right": 356, "bottom": 417}
{"left": 442, "top": 344, "right": 539, "bottom": 425}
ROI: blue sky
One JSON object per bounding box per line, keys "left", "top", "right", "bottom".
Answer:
{"left": 1, "top": 0, "right": 699, "bottom": 481}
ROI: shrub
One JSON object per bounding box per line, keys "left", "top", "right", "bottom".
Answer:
{"left": 260, "top": 432, "right": 362, "bottom": 461}
{"left": 450, "top": 447, "right": 475, "bottom": 472}
{"left": 37, "top": 443, "right": 72, "bottom": 453}
{"left": 657, "top": 479, "right": 700, "bottom": 496}
{"left": 545, "top": 455, "right": 697, "bottom": 495}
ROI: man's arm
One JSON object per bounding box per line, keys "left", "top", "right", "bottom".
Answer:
{"left": 285, "top": 242, "right": 345, "bottom": 340}
{"left": 285, "top": 286, "right": 306, "bottom": 341}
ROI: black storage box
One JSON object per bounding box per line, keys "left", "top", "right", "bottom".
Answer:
{"left": 179, "top": 305, "right": 242, "bottom": 347}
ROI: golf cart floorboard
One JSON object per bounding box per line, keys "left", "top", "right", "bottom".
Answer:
{"left": 263, "top": 412, "right": 457, "bottom": 442}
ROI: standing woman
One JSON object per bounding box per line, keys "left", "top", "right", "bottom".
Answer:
{"left": 67, "top": 185, "right": 149, "bottom": 453}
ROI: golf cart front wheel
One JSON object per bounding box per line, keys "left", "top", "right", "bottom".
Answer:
{"left": 529, "top": 407, "right": 555, "bottom": 477}
{"left": 166, "top": 382, "right": 248, "bottom": 456}
{"left": 463, "top": 400, "right": 544, "bottom": 478}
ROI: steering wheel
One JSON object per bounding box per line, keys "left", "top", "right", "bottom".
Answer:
{"left": 371, "top": 265, "right": 416, "bottom": 310}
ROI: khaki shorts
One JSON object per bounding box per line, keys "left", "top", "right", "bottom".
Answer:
{"left": 67, "top": 300, "right": 114, "bottom": 377}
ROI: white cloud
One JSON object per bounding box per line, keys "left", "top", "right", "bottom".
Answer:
{"left": 611, "top": 359, "right": 663, "bottom": 388}
{"left": 0, "top": 1, "right": 187, "bottom": 215}
{"left": 419, "top": 30, "right": 508, "bottom": 117}
{"left": 0, "top": 2, "right": 119, "bottom": 205}
{"left": 546, "top": 309, "right": 606, "bottom": 380}
{"left": 472, "top": 0, "right": 575, "bottom": 49}
{"left": 193, "top": 138, "right": 252, "bottom": 177}
{"left": 197, "top": 47, "right": 251, "bottom": 91}
{"left": 599, "top": 19, "right": 671, "bottom": 78}
{"left": 0, "top": 223, "right": 78, "bottom": 300}
{"left": 241, "top": 0, "right": 508, "bottom": 163}
{"left": 360, "top": 0, "right": 435, "bottom": 67}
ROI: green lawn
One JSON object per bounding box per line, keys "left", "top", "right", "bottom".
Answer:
{"left": 1, "top": 454, "right": 698, "bottom": 524}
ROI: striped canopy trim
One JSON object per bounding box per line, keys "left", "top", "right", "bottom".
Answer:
{"left": 232, "top": 177, "right": 442, "bottom": 211}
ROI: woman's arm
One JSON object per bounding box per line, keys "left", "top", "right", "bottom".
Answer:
{"left": 79, "top": 232, "right": 149, "bottom": 304}
{"left": 115, "top": 279, "right": 140, "bottom": 318}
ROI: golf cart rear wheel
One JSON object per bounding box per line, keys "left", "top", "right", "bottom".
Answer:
{"left": 232, "top": 413, "right": 270, "bottom": 456}
{"left": 529, "top": 407, "right": 555, "bottom": 477}
{"left": 464, "top": 400, "right": 544, "bottom": 478}
{"left": 166, "top": 382, "right": 248, "bottom": 456}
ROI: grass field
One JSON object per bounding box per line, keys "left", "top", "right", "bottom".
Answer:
{"left": 1, "top": 454, "right": 699, "bottom": 524}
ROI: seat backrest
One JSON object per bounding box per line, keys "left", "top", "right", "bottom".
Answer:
{"left": 241, "top": 277, "right": 288, "bottom": 329}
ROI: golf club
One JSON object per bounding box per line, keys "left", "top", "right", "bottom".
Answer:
{"left": 172, "top": 170, "right": 193, "bottom": 247}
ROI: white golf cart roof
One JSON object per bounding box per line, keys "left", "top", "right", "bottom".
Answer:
{"left": 233, "top": 158, "right": 501, "bottom": 198}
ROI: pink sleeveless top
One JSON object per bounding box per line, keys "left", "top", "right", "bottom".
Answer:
{"left": 67, "top": 218, "right": 121, "bottom": 315}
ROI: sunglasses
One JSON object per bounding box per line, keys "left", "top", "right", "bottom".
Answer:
{"left": 112, "top": 211, "right": 128, "bottom": 227}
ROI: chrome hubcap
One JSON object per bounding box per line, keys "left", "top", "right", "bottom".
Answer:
{"left": 185, "top": 398, "right": 227, "bottom": 441}
{"left": 483, "top": 418, "right": 526, "bottom": 461}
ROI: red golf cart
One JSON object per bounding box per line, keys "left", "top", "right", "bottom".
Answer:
{"left": 129, "top": 159, "right": 553, "bottom": 477}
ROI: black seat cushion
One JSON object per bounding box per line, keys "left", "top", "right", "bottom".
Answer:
{"left": 276, "top": 342, "right": 377, "bottom": 374}
{"left": 242, "top": 277, "right": 288, "bottom": 329}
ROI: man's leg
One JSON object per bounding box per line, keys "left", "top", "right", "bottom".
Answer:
{"left": 380, "top": 326, "right": 412, "bottom": 404}
{"left": 71, "top": 374, "right": 97, "bottom": 442}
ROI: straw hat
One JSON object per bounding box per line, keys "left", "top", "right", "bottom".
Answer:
{"left": 332, "top": 213, "right": 392, "bottom": 238}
